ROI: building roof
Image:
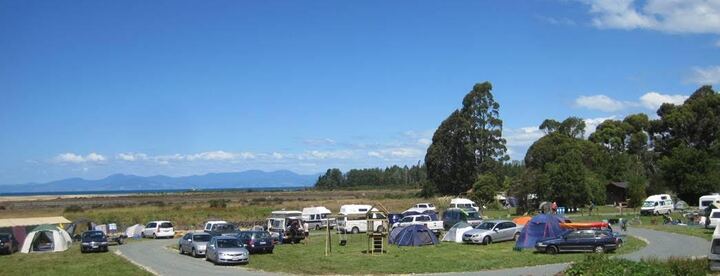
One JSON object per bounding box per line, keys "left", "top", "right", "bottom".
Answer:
{"left": 0, "top": 216, "right": 71, "bottom": 228}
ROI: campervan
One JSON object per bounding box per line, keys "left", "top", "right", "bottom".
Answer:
{"left": 710, "top": 225, "right": 720, "bottom": 271}
{"left": 302, "top": 206, "right": 336, "bottom": 230}
{"left": 336, "top": 204, "right": 384, "bottom": 234}
{"left": 450, "top": 198, "right": 479, "bottom": 212}
{"left": 266, "top": 211, "right": 305, "bottom": 243}
{"left": 700, "top": 194, "right": 720, "bottom": 210}
{"left": 640, "top": 194, "right": 674, "bottom": 215}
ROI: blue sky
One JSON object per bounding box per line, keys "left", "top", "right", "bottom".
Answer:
{"left": 1, "top": 0, "right": 719, "bottom": 184}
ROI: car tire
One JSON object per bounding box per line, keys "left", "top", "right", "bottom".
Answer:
{"left": 141, "top": 232, "right": 145, "bottom": 238}
{"left": 547, "top": 246, "right": 558, "bottom": 255}
{"left": 594, "top": 245, "right": 605, "bottom": 254}
{"left": 654, "top": 211, "right": 659, "bottom": 216}
{"left": 513, "top": 233, "right": 520, "bottom": 241}
{"left": 351, "top": 227, "right": 359, "bottom": 234}
{"left": 315, "top": 225, "right": 320, "bottom": 231}
{"left": 153, "top": 233, "right": 157, "bottom": 239}
{"left": 483, "top": 236, "right": 492, "bottom": 245}
{"left": 117, "top": 238, "right": 124, "bottom": 245}
{"left": 617, "top": 239, "right": 624, "bottom": 248}
{"left": 179, "top": 246, "right": 184, "bottom": 254}
{"left": 191, "top": 248, "right": 197, "bottom": 258}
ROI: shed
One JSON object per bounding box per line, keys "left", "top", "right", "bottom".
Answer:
{"left": 605, "top": 182, "right": 628, "bottom": 205}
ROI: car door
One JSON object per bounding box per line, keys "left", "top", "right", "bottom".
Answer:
{"left": 144, "top": 223, "right": 156, "bottom": 236}
{"left": 207, "top": 238, "right": 216, "bottom": 260}
{"left": 180, "top": 233, "right": 189, "bottom": 251}
{"left": 500, "top": 222, "right": 515, "bottom": 241}
{"left": 578, "top": 230, "right": 597, "bottom": 251}
{"left": 560, "top": 231, "right": 582, "bottom": 251}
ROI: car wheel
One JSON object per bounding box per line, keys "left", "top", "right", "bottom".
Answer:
{"left": 483, "top": 236, "right": 492, "bottom": 245}
{"left": 547, "top": 246, "right": 559, "bottom": 255}
{"left": 315, "top": 225, "right": 320, "bottom": 231}
{"left": 179, "top": 246, "right": 184, "bottom": 254}
{"left": 191, "top": 248, "right": 197, "bottom": 258}
{"left": 617, "top": 239, "right": 624, "bottom": 248}
{"left": 153, "top": 233, "right": 157, "bottom": 239}
{"left": 117, "top": 238, "right": 124, "bottom": 245}
{"left": 513, "top": 233, "right": 520, "bottom": 241}
{"left": 351, "top": 227, "right": 359, "bottom": 234}
{"left": 594, "top": 245, "right": 605, "bottom": 254}
{"left": 141, "top": 232, "right": 145, "bottom": 238}
{"left": 654, "top": 211, "right": 659, "bottom": 216}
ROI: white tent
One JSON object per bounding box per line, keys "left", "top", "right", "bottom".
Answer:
{"left": 20, "top": 225, "right": 72, "bottom": 253}
{"left": 442, "top": 221, "right": 473, "bottom": 243}
{"left": 125, "top": 224, "right": 145, "bottom": 238}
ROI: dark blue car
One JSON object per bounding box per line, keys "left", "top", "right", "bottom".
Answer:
{"left": 535, "top": 229, "right": 620, "bottom": 254}
{"left": 236, "top": 231, "right": 274, "bottom": 254}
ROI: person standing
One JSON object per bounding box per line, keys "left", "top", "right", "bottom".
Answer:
{"left": 589, "top": 201, "right": 595, "bottom": 216}
{"left": 551, "top": 201, "right": 558, "bottom": 215}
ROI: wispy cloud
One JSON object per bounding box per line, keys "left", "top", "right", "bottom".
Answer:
{"left": 581, "top": 0, "right": 720, "bottom": 34}
{"left": 639, "top": 92, "right": 688, "bottom": 110}
{"left": 575, "top": 94, "right": 631, "bottom": 112}
{"left": 54, "top": 152, "right": 106, "bottom": 163}
{"left": 575, "top": 92, "right": 688, "bottom": 112}
{"left": 688, "top": 65, "right": 720, "bottom": 85}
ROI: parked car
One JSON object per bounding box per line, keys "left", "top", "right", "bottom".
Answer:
{"left": 302, "top": 206, "right": 336, "bottom": 230}
{"left": 142, "top": 221, "right": 175, "bottom": 239}
{"left": 205, "top": 236, "right": 249, "bottom": 265}
{"left": 462, "top": 220, "right": 521, "bottom": 245}
{"left": 535, "top": 229, "right": 620, "bottom": 254}
{"left": 708, "top": 209, "right": 720, "bottom": 229}
{"left": 267, "top": 211, "right": 306, "bottom": 243}
{"left": 0, "top": 233, "right": 19, "bottom": 254}
{"left": 442, "top": 208, "right": 482, "bottom": 230}
{"left": 179, "top": 232, "right": 212, "bottom": 257}
{"left": 709, "top": 225, "right": 720, "bottom": 271}
{"left": 207, "top": 223, "right": 240, "bottom": 237}
{"left": 392, "top": 215, "right": 444, "bottom": 234}
{"left": 640, "top": 194, "right": 674, "bottom": 216}
{"left": 236, "top": 230, "right": 274, "bottom": 254}
{"left": 203, "top": 220, "right": 228, "bottom": 233}
{"left": 404, "top": 203, "right": 437, "bottom": 213}
{"left": 388, "top": 213, "right": 404, "bottom": 225}
{"left": 80, "top": 230, "right": 109, "bottom": 253}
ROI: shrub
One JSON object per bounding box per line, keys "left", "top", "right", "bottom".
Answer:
{"left": 64, "top": 205, "right": 84, "bottom": 213}
{"left": 209, "top": 199, "right": 229, "bottom": 208}
{"left": 0, "top": 205, "right": 5, "bottom": 210}
{"left": 564, "top": 255, "right": 707, "bottom": 276}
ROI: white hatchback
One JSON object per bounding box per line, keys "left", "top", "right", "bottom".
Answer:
{"left": 142, "top": 221, "right": 175, "bottom": 239}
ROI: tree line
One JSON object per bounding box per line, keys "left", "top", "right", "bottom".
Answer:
{"left": 315, "top": 82, "right": 720, "bottom": 214}
{"left": 314, "top": 164, "right": 427, "bottom": 189}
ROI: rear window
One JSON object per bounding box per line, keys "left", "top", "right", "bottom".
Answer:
{"left": 160, "top": 222, "right": 173, "bottom": 228}
{"left": 712, "top": 212, "right": 720, "bottom": 218}
{"left": 252, "top": 232, "right": 270, "bottom": 239}
{"left": 83, "top": 232, "right": 105, "bottom": 239}
{"left": 194, "top": 234, "right": 211, "bottom": 242}
{"left": 467, "top": 212, "right": 480, "bottom": 219}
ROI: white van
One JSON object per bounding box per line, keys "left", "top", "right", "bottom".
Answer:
{"left": 203, "top": 220, "right": 228, "bottom": 233}
{"left": 266, "top": 211, "right": 305, "bottom": 243}
{"left": 710, "top": 224, "right": 720, "bottom": 271}
{"left": 640, "top": 194, "right": 674, "bottom": 215}
{"left": 142, "top": 220, "right": 175, "bottom": 239}
{"left": 336, "top": 204, "right": 384, "bottom": 234}
{"left": 709, "top": 210, "right": 720, "bottom": 229}
{"left": 450, "top": 198, "right": 479, "bottom": 212}
{"left": 700, "top": 194, "right": 720, "bottom": 210}
{"left": 302, "top": 206, "right": 336, "bottom": 230}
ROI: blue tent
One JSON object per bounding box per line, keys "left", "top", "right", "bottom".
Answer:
{"left": 515, "top": 214, "right": 568, "bottom": 249}
{"left": 389, "top": 225, "right": 438, "bottom": 246}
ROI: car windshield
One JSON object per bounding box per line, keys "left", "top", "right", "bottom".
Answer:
{"left": 253, "top": 232, "right": 270, "bottom": 239}
{"left": 642, "top": 201, "right": 654, "bottom": 207}
{"left": 82, "top": 232, "right": 105, "bottom": 240}
{"left": 475, "top": 222, "right": 496, "bottom": 230}
{"left": 467, "top": 212, "right": 481, "bottom": 219}
{"left": 0, "top": 234, "right": 9, "bottom": 242}
{"left": 400, "top": 217, "right": 414, "bottom": 223}
{"left": 194, "top": 234, "right": 211, "bottom": 242}
{"left": 214, "top": 224, "right": 236, "bottom": 231}
{"left": 160, "top": 222, "right": 173, "bottom": 228}
{"left": 216, "top": 239, "right": 242, "bottom": 248}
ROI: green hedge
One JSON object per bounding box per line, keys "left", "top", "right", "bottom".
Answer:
{"left": 564, "top": 255, "right": 707, "bottom": 276}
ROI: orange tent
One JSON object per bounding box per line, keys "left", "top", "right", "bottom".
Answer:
{"left": 513, "top": 216, "right": 532, "bottom": 225}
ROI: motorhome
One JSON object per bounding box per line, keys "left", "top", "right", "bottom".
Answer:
{"left": 700, "top": 194, "right": 720, "bottom": 210}
{"left": 266, "top": 211, "right": 305, "bottom": 243}
{"left": 640, "top": 194, "right": 674, "bottom": 215}
{"left": 450, "top": 198, "right": 479, "bottom": 212}
{"left": 302, "top": 206, "right": 336, "bottom": 230}
{"left": 710, "top": 224, "right": 720, "bottom": 271}
{"left": 336, "top": 204, "right": 384, "bottom": 234}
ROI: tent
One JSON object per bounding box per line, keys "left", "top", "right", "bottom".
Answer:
{"left": 20, "top": 224, "right": 72, "bottom": 253}
{"left": 513, "top": 216, "right": 532, "bottom": 226}
{"left": 125, "top": 224, "right": 144, "bottom": 239}
{"left": 515, "top": 214, "right": 567, "bottom": 249}
{"left": 389, "top": 225, "right": 439, "bottom": 246}
{"left": 675, "top": 200, "right": 689, "bottom": 210}
{"left": 442, "top": 222, "right": 473, "bottom": 243}
{"left": 66, "top": 219, "right": 96, "bottom": 240}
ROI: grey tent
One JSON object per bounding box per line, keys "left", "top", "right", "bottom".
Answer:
{"left": 674, "top": 200, "right": 689, "bottom": 211}
{"left": 442, "top": 222, "right": 473, "bottom": 243}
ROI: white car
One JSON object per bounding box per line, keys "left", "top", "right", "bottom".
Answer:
{"left": 405, "top": 203, "right": 437, "bottom": 213}
{"left": 708, "top": 210, "right": 720, "bottom": 229}
{"left": 142, "top": 221, "right": 175, "bottom": 239}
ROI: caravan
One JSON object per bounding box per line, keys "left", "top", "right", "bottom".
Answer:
{"left": 302, "top": 206, "right": 336, "bottom": 230}
{"left": 266, "top": 211, "right": 305, "bottom": 243}
{"left": 700, "top": 194, "right": 720, "bottom": 210}
{"left": 449, "top": 198, "right": 479, "bottom": 212}
{"left": 640, "top": 194, "right": 674, "bottom": 216}
{"left": 336, "top": 204, "right": 384, "bottom": 234}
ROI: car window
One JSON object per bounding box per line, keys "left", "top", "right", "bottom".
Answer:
{"left": 183, "top": 233, "right": 190, "bottom": 240}
{"left": 253, "top": 232, "right": 270, "bottom": 239}
{"left": 83, "top": 232, "right": 105, "bottom": 239}
{"left": 713, "top": 240, "right": 720, "bottom": 255}
{"left": 160, "top": 222, "right": 173, "bottom": 228}
{"left": 400, "top": 217, "right": 414, "bottom": 223}
{"left": 194, "top": 234, "right": 211, "bottom": 242}
{"left": 580, "top": 231, "right": 595, "bottom": 239}
{"left": 205, "top": 224, "right": 212, "bottom": 230}
{"left": 217, "top": 239, "right": 242, "bottom": 248}
{"left": 147, "top": 223, "right": 156, "bottom": 228}
{"left": 429, "top": 204, "right": 435, "bottom": 208}
{"left": 419, "top": 204, "right": 427, "bottom": 208}
{"left": 566, "top": 231, "right": 582, "bottom": 240}
{"left": 418, "top": 216, "right": 429, "bottom": 222}
{"left": 712, "top": 212, "right": 720, "bottom": 218}
{"left": 467, "top": 212, "right": 480, "bottom": 220}
{"left": 476, "top": 222, "right": 496, "bottom": 230}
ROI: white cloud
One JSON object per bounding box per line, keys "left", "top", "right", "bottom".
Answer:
{"left": 584, "top": 116, "right": 617, "bottom": 134}
{"left": 583, "top": 0, "right": 720, "bottom": 34}
{"left": 575, "top": 94, "right": 630, "bottom": 112}
{"left": 688, "top": 66, "right": 720, "bottom": 85}
{"left": 417, "top": 138, "right": 432, "bottom": 146}
{"left": 639, "top": 92, "right": 688, "bottom": 109}
{"left": 301, "top": 150, "right": 355, "bottom": 160}
{"left": 367, "top": 148, "right": 424, "bottom": 159}
{"left": 116, "top": 152, "right": 148, "bottom": 161}
{"left": 54, "top": 152, "right": 106, "bottom": 163}
{"left": 715, "top": 39, "right": 720, "bottom": 47}
{"left": 302, "top": 138, "right": 336, "bottom": 146}
{"left": 504, "top": 127, "right": 545, "bottom": 147}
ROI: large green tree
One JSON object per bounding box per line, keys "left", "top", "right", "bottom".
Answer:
{"left": 425, "top": 82, "right": 508, "bottom": 195}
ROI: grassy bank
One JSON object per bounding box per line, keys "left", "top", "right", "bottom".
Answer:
{"left": 0, "top": 245, "right": 151, "bottom": 276}
{"left": 245, "top": 232, "right": 645, "bottom": 275}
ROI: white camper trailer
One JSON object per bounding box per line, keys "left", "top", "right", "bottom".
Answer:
{"left": 700, "top": 194, "right": 720, "bottom": 210}
{"left": 640, "top": 194, "right": 674, "bottom": 215}
{"left": 336, "top": 204, "right": 384, "bottom": 234}
{"left": 302, "top": 206, "right": 336, "bottom": 230}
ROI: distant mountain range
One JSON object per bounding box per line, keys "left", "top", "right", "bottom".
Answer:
{"left": 3, "top": 170, "right": 319, "bottom": 193}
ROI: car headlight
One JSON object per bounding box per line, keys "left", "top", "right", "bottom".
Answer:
{"left": 473, "top": 234, "right": 480, "bottom": 237}
{"left": 81, "top": 242, "right": 90, "bottom": 246}
{"left": 537, "top": 243, "right": 545, "bottom": 246}
{"left": 101, "top": 242, "right": 108, "bottom": 245}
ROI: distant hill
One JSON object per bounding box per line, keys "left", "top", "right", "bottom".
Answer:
{"left": 3, "top": 170, "right": 318, "bottom": 193}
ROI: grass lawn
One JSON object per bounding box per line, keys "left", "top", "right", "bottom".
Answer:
{"left": 245, "top": 232, "right": 645, "bottom": 275}
{"left": 0, "top": 244, "right": 152, "bottom": 276}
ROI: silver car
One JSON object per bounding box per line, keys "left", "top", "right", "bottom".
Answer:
{"left": 205, "top": 236, "right": 249, "bottom": 265}
{"left": 179, "top": 232, "right": 211, "bottom": 257}
{"left": 462, "top": 220, "right": 521, "bottom": 245}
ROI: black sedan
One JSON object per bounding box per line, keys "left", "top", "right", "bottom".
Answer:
{"left": 236, "top": 231, "right": 274, "bottom": 254}
{"left": 535, "top": 229, "right": 620, "bottom": 254}
{"left": 0, "top": 233, "right": 19, "bottom": 254}
{"left": 80, "top": 231, "right": 109, "bottom": 253}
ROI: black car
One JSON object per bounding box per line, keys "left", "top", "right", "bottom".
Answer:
{"left": 80, "top": 231, "right": 109, "bottom": 253}
{"left": 535, "top": 229, "right": 620, "bottom": 254}
{"left": 236, "top": 231, "right": 274, "bottom": 254}
{"left": 0, "top": 233, "right": 19, "bottom": 254}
